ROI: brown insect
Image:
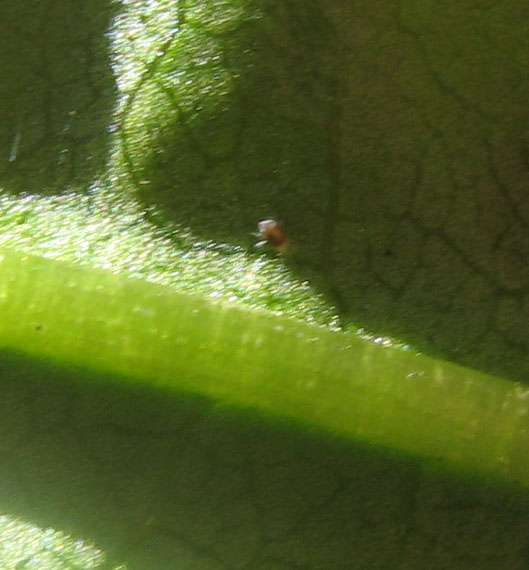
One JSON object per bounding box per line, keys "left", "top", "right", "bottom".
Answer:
{"left": 255, "top": 219, "right": 290, "bottom": 253}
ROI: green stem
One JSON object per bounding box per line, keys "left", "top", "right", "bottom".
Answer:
{"left": 1, "top": 248, "right": 527, "bottom": 485}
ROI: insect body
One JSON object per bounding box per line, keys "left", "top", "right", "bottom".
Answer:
{"left": 256, "top": 219, "right": 289, "bottom": 253}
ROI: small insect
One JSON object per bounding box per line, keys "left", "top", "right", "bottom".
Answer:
{"left": 255, "top": 219, "right": 290, "bottom": 253}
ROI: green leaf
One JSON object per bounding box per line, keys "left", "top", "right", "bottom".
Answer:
{"left": 118, "top": 0, "right": 529, "bottom": 381}
{"left": 1, "top": 1, "right": 529, "bottom": 569}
